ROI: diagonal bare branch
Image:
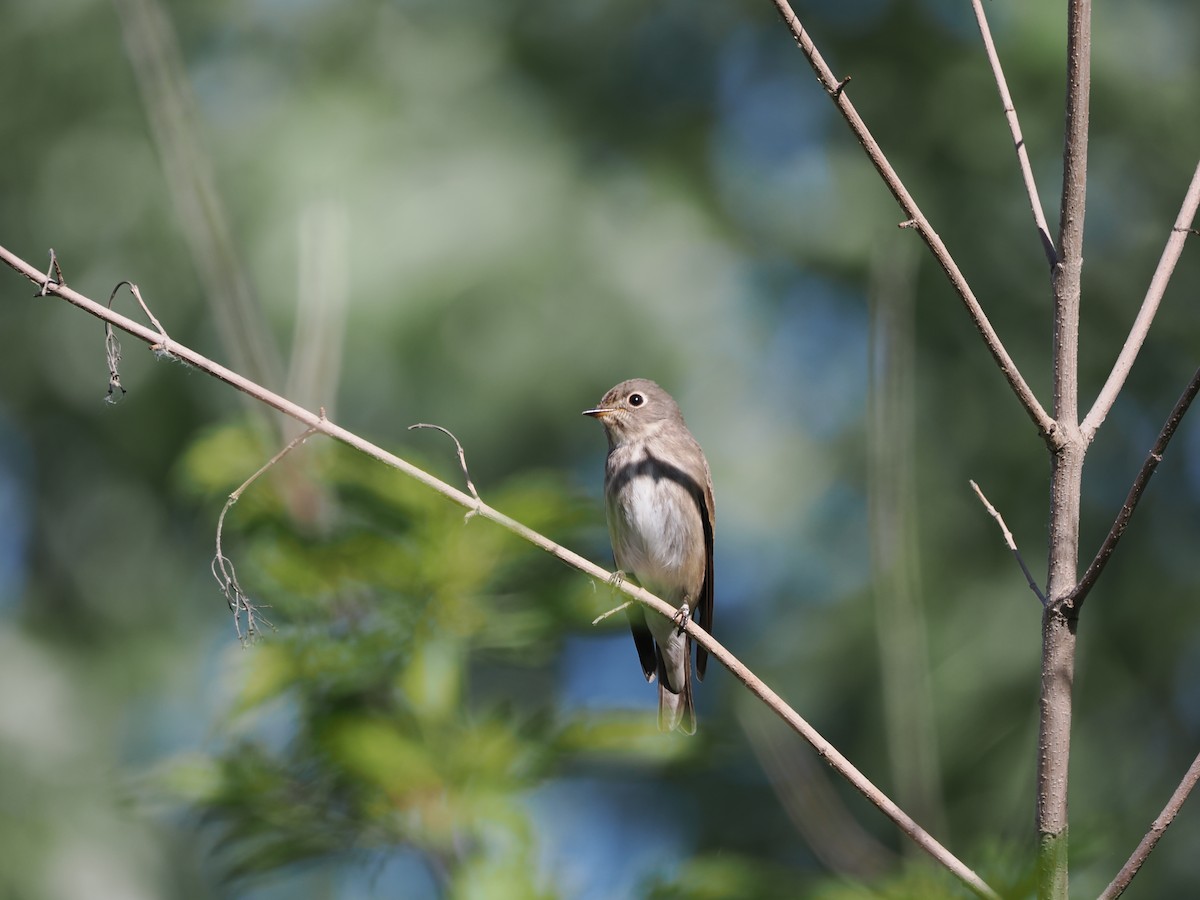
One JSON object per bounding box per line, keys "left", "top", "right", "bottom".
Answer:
{"left": 768, "top": 0, "right": 1055, "bottom": 441}
{"left": 1068, "top": 365, "right": 1200, "bottom": 611}
{"left": 1099, "top": 748, "right": 1200, "bottom": 900}
{"left": 1, "top": 242, "right": 1001, "bottom": 900}
{"left": 1082, "top": 160, "right": 1200, "bottom": 440}
{"left": 971, "top": 0, "right": 1057, "bottom": 268}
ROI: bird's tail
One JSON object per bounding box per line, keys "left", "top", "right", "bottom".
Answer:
{"left": 657, "top": 643, "right": 696, "bottom": 735}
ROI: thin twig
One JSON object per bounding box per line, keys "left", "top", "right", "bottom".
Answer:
{"left": 592, "top": 571, "right": 634, "bottom": 624}
{"left": 109, "top": 281, "right": 171, "bottom": 345}
{"left": 39, "top": 248, "right": 64, "bottom": 295}
{"left": 408, "top": 423, "right": 481, "bottom": 520}
{"left": 213, "top": 422, "right": 320, "bottom": 641}
{"left": 1, "top": 243, "right": 1000, "bottom": 900}
{"left": 971, "top": 0, "right": 1057, "bottom": 267}
{"left": 1068, "top": 365, "right": 1200, "bottom": 611}
{"left": 591, "top": 600, "right": 632, "bottom": 625}
{"left": 103, "top": 281, "right": 176, "bottom": 403}
{"left": 768, "top": 0, "right": 1054, "bottom": 443}
{"left": 1099, "top": 749, "right": 1200, "bottom": 900}
{"left": 970, "top": 480, "right": 1048, "bottom": 606}
{"left": 103, "top": 320, "right": 126, "bottom": 403}
{"left": 1082, "top": 160, "right": 1200, "bottom": 440}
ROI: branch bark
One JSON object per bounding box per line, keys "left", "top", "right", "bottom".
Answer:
{"left": 0, "top": 243, "right": 1002, "bottom": 900}
{"left": 768, "top": 0, "right": 1055, "bottom": 440}
{"left": 1037, "top": 2, "right": 1092, "bottom": 896}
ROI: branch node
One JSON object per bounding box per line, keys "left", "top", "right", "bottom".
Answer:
{"left": 38, "top": 248, "right": 65, "bottom": 296}
{"left": 830, "top": 74, "right": 852, "bottom": 99}
{"left": 898, "top": 218, "right": 918, "bottom": 230}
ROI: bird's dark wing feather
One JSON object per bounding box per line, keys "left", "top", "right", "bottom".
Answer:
{"left": 694, "top": 484, "right": 714, "bottom": 680}
{"left": 626, "top": 602, "right": 658, "bottom": 682}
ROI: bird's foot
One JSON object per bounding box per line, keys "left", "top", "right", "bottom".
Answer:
{"left": 672, "top": 602, "right": 691, "bottom": 635}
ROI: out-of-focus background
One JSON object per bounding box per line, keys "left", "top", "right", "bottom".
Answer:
{"left": 3, "top": 1, "right": 1200, "bottom": 897}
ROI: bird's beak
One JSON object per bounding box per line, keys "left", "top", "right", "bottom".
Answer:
{"left": 583, "top": 405, "right": 614, "bottom": 418}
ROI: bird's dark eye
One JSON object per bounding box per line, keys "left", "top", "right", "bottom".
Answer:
{"left": 628, "top": 393, "right": 644, "bottom": 407}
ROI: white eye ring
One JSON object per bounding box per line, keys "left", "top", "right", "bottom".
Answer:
{"left": 628, "top": 393, "right": 644, "bottom": 407}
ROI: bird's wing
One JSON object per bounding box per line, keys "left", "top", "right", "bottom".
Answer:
{"left": 626, "top": 602, "right": 658, "bottom": 682}
{"left": 695, "top": 471, "right": 714, "bottom": 680}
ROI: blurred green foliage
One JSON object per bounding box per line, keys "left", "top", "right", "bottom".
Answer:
{"left": 3, "top": 0, "right": 1200, "bottom": 898}
{"left": 169, "top": 427, "right": 621, "bottom": 894}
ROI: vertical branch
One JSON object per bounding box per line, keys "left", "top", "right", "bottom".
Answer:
{"left": 1052, "top": 0, "right": 1092, "bottom": 432}
{"left": 1034, "top": 601, "right": 1078, "bottom": 898}
{"left": 1038, "top": 2, "right": 1092, "bottom": 897}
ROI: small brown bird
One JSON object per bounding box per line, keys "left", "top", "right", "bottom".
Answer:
{"left": 584, "top": 379, "right": 715, "bottom": 733}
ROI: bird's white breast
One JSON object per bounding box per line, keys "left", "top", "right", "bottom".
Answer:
{"left": 608, "top": 451, "right": 703, "bottom": 602}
